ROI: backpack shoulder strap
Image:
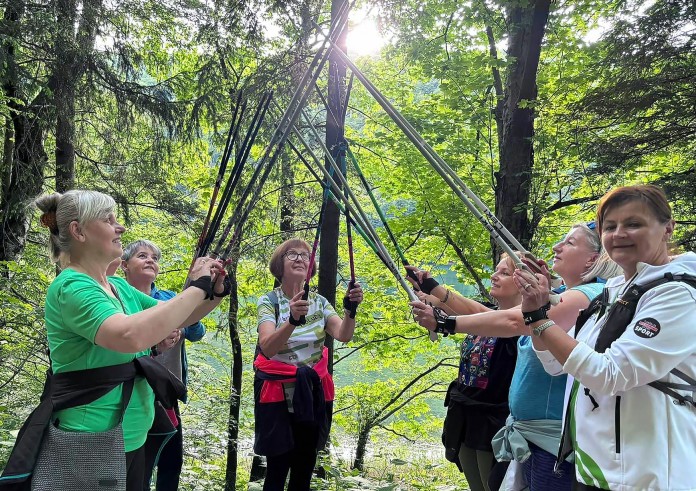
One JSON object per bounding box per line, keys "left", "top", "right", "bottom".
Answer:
{"left": 266, "top": 289, "right": 280, "bottom": 324}
{"left": 649, "top": 368, "right": 696, "bottom": 407}
{"left": 595, "top": 273, "right": 691, "bottom": 352}
{"left": 574, "top": 290, "right": 606, "bottom": 339}
{"left": 597, "top": 272, "right": 696, "bottom": 404}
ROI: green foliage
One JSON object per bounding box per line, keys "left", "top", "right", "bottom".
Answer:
{"left": 1, "top": 0, "right": 695, "bottom": 489}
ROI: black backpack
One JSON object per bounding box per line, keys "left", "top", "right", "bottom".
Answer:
{"left": 575, "top": 272, "right": 696, "bottom": 405}
{"left": 555, "top": 272, "right": 696, "bottom": 471}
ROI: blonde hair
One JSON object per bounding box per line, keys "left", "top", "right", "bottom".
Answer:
{"left": 570, "top": 223, "right": 621, "bottom": 282}
{"left": 35, "top": 190, "right": 116, "bottom": 263}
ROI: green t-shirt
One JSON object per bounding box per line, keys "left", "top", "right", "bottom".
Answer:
{"left": 46, "top": 270, "right": 159, "bottom": 452}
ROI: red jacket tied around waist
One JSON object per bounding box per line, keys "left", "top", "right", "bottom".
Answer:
{"left": 253, "top": 346, "right": 334, "bottom": 457}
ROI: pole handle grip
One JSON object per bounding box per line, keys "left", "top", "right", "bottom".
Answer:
{"left": 297, "top": 282, "right": 310, "bottom": 325}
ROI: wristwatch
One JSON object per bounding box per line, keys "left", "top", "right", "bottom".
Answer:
{"left": 532, "top": 320, "right": 555, "bottom": 337}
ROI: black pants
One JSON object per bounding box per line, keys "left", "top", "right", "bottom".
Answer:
{"left": 126, "top": 445, "right": 146, "bottom": 491}
{"left": 143, "top": 402, "right": 184, "bottom": 491}
{"left": 263, "top": 422, "right": 320, "bottom": 491}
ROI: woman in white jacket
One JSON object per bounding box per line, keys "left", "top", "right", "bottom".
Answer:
{"left": 515, "top": 185, "right": 696, "bottom": 491}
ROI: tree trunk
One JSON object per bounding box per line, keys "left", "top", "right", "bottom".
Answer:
{"left": 493, "top": 0, "right": 551, "bottom": 262}
{"left": 0, "top": 1, "right": 49, "bottom": 263}
{"left": 318, "top": 0, "right": 348, "bottom": 375}
{"left": 53, "top": 0, "right": 102, "bottom": 192}
{"left": 352, "top": 424, "right": 371, "bottom": 471}
{"left": 280, "top": 152, "right": 294, "bottom": 240}
{"left": 224, "top": 252, "right": 242, "bottom": 490}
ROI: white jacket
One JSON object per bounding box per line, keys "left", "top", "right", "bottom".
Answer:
{"left": 535, "top": 252, "right": 696, "bottom": 490}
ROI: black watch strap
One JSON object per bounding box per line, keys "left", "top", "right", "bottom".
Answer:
{"left": 522, "top": 302, "right": 551, "bottom": 325}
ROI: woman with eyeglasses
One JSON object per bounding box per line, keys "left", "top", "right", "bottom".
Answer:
{"left": 252, "top": 238, "right": 363, "bottom": 491}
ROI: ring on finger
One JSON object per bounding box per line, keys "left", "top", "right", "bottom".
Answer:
{"left": 523, "top": 283, "right": 531, "bottom": 290}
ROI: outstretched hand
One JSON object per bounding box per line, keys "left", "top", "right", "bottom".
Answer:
{"left": 190, "top": 256, "right": 225, "bottom": 281}
{"left": 289, "top": 290, "right": 309, "bottom": 322}
{"left": 521, "top": 254, "right": 551, "bottom": 284}
{"left": 404, "top": 265, "right": 430, "bottom": 289}
{"left": 213, "top": 259, "right": 233, "bottom": 296}
{"left": 344, "top": 281, "right": 364, "bottom": 305}
{"left": 157, "top": 329, "right": 181, "bottom": 353}
{"left": 513, "top": 266, "right": 550, "bottom": 312}
{"left": 409, "top": 300, "right": 437, "bottom": 331}
{"left": 404, "top": 265, "right": 440, "bottom": 294}
{"left": 343, "top": 281, "right": 364, "bottom": 319}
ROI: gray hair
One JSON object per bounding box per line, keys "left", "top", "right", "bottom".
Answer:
{"left": 35, "top": 190, "right": 116, "bottom": 263}
{"left": 122, "top": 240, "right": 162, "bottom": 262}
{"left": 570, "top": 223, "right": 622, "bottom": 282}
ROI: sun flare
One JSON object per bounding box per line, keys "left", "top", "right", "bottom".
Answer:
{"left": 346, "top": 16, "right": 386, "bottom": 57}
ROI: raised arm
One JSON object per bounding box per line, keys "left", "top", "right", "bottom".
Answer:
{"left": 405, "top": 266, "right": 492, "bottom": 315}
{"left": 258, "top": 290, "right": 306, "bottom": 358}
{"left": 410, "top": 287, "right": 592, "bottom": 339}
{"left": 96, "top": 258, "right": 225, "bottom": 353}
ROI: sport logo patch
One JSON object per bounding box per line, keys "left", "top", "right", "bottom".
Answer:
{"left": 633, "top": 317, "right": 661, "bottom": 339}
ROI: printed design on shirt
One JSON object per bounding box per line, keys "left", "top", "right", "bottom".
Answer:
{"left": 633, "top": 317, "right": 660, "bottom": 339}
{"left": 458, "top": 335, "right": 497, "bottom": 389}
{"left": 258, "top": 288, "right": 336, "bottom": 366}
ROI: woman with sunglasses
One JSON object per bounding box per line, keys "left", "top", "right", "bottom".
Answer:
{"left": 253, "top": 238, "right": 363, "bottom": 491}
{"left": 519, "top": 185, "right": 696, "bottom": 490}
{"left": 409, "top": 223, "right": 620, "bottom": 491}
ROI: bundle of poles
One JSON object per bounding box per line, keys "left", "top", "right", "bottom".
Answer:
{"left": 188, "top": 0, "right": 550, "bottom": 335}
{"left": 310, "top": 20, "right": 543, "bottom": 272}
{"left": 186, "top": 0, "right": 354, "bottom": 278}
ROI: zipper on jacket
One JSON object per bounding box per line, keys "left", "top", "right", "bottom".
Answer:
{"left": 615, "top": 395, "right": 621, "bottom": 454}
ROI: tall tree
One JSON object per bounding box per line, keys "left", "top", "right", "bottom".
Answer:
{"left": 576, "top": 0, "right": 695, "bottom": 248}
{"left": 318, "top": 0, "right": 348, "bottom": 374}
{"left": 0, "top": 1, "right": 49, "bottom": 263}
{"left": 53, "top": 0, "right": 103, "bottom": 192}
{"left": 492, "top": 0, "right": 552, "bottom": 259}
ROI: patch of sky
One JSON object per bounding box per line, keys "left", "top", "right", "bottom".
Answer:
{"left": 414, "top": 80, "right": 440, "bottom": 103}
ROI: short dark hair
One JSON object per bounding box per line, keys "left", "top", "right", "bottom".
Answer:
{"left": 596, "top": 185, "right": 672, "bottom": 232}
{"left": 268, "top": 238, "right": 315, "bottom": 282}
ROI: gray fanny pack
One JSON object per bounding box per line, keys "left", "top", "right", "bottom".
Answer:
{"left": 31, "top": 378, "right": 134, "bottom": 491}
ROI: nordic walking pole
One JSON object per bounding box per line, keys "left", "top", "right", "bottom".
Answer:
{"left": 297, "top": 108, "right": 440, "bottom": 340}
{"left": 212, "top": 1, "right": 354, "bottom": 259}
{"left": 314, "top": 26, "right": 529, "bottom": 267}
{"left": 286, "top": 138, "right": 386, "bottom": 263}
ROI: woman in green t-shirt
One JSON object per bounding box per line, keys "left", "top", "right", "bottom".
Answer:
{"left": 34, "top": 189, "right": 228, "bottom": 491}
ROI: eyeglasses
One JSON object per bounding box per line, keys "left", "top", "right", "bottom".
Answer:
{"left": 284, "top": 251, "right": 310, "bottom": 262}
